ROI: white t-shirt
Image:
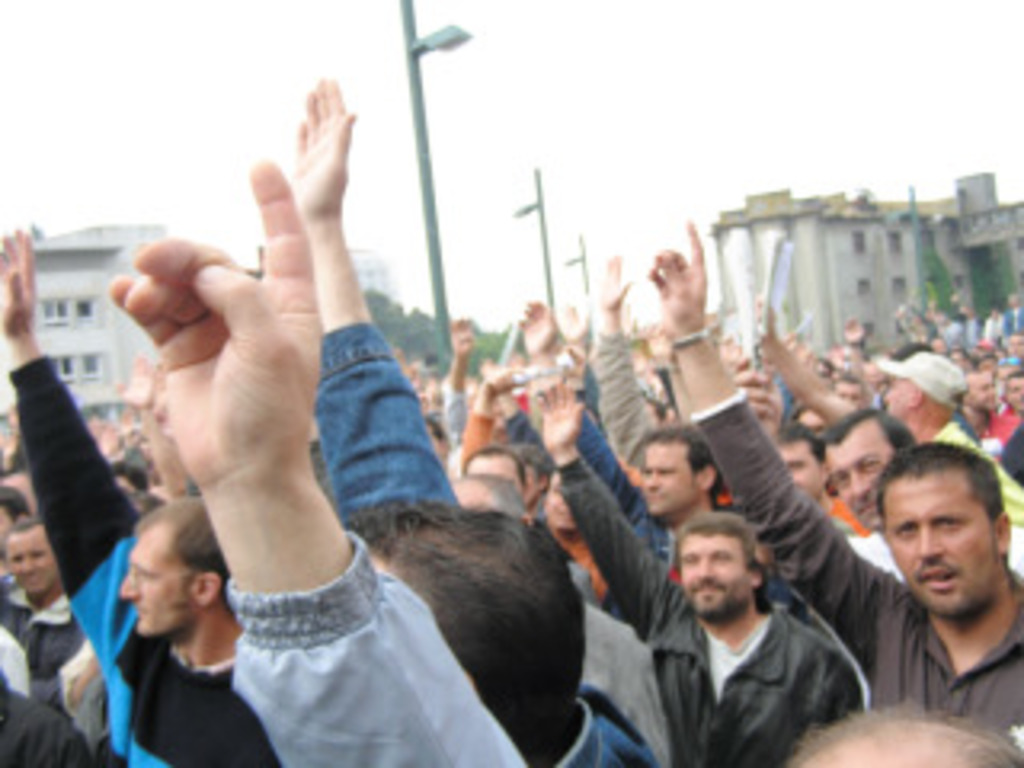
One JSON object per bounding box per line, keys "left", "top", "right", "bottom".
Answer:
{"left": 705, "top": 615, "right": 771, "bottom": 701}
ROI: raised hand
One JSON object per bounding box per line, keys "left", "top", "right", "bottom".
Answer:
{"left": 294, "top": 79, "right": 357, "bottom": 223}
{"left": 521, "top": 301, "right": 559, "bottom": 362}
{"left": 538, "top": 382, "right": 584, "bottom": 466}
{"left": 648, "top": 222, "right": 706, "bottom": 339}
{"left": 599, "top": 255, "right": 632, "bottom": 334}
{"left": 843, "top": 318, "right": 866, "bottom": 348}
{"left": 450, "top": 318, "right": 475, "bottom": 360}
{"left": 118, "top": 354, "right": 158, "bottom": 412}
{"left": 1, "top": 231, "right": 42, "bottom": 365}
{"left": 559, "top": 305, "right": 589, "bottom": 348}
{"left": 109, "top": 162, "right": 320, "bottom": 494}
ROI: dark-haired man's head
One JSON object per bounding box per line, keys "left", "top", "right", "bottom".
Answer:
{"left": 120, "top": 498, "right": 232, "bottom": 642}
{"left": 112, "top": 460, "right": 150, "bottom": 494}
{"left": 350, "top": 502, "right": 585, "bottom": 766}
{"left": 823, "top": 409, "right": 915, "bottom": 531}
{"left": 6, "top": 517, "right": 64, "bottom": 611}
{"left": 465, "top": 444, "right": 527, "bottom": 500}
{"left": 834, "top": 373, "right": 870, "bottom": 410}
{"left": 677, "top": 512, "right": 767, "bottom": 627}
{"left": 641, "top": 426, "right": 719, "bottom": 529}
{"left": 510, "top": 443, "right": 555, "bottom": 520}
{"left": 452, "top": 474, "right": 528, "bottom": 522}
{"left": 777, "top": 423, "right": 828, "bottom": 508}
{"left": 876, "top": 443, "right": 1012, "bottom": 627}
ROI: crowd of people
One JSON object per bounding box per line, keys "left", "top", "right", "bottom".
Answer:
{"left": 1, "top": 78, "right": 1024, "bottom": 766}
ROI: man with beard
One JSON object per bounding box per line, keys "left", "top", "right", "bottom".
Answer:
{"left": 651, "top": 219, "right": 1024, "bottom": 740}
{"left": 539, "top": 382, "right": 861, "bottom": 768}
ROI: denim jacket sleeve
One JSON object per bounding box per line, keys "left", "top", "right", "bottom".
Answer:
{"left": 230, "top": 535, "right": 525, "bottom": 768}
{"left": 315, "top": 324, "right": 456, "bottom": 522}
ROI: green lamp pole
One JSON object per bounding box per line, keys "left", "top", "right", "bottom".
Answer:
{"left": 400, "top": 0, "right": 471, "bottom": 362}
{"left": 515, "top": 168, "right": 556, "bottom": 310}
{"left": 566, "top": 234, "right": 590, "bottom": 298}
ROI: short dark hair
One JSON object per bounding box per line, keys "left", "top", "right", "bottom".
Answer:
{"left": 642, "top": 425, "right": 723, "bottom": 502}
{"left": 452, "top": 474, "right": 527, "bottom": 519}
{"left": 835, "top": 372, "right": 866, "bottom": 390}
{"left": 423, "top": 411, "right": 448, "bottom": 444}
{"left": 890, "top": 342, "right": 933, "bottom": 362}
{"left": 876, "top": 443, "right": 1002, "bottom": 523}
{"left": 112, "top": 460, "right": 150, "bottom": 493}
{"left": 778, "top": 423, "right": 825, "bottom": 464}
{"left": 0, "top": 486, "right": 30, "bottom": 525}
{"left": 350, "top": 501, "right": 584, "bottom": 764}
{"left": 465, "top": 444, "right": 527, "bottom": 489}
{"left": 678, "top": 511, "right": 769, "bottom": 612}
{"left": 136, "top": 498, "right": 230, "bottom": 599}
{"left": 823, "top": 408, "right": 916, "bottom": 453}
{"left": 510, "top": 443, "right": 556, "bottom": 483}
{"left": 7, "top": 515, "right": 44, "bottom": 541}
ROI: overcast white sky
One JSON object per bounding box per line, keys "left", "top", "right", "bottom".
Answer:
{"left": 2, "top": 1, "right": 1023, "bottom": 332}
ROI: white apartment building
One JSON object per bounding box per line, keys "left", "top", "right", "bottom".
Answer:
{"left": 0, "top": 225, "right": 164, "bottom": 417}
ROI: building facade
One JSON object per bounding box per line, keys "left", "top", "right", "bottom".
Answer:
{"left": 713, "top": 174, "right": 1020, "bottom": 351}
{"left": 0, "top": 226, "right": 164, "bottom": 417}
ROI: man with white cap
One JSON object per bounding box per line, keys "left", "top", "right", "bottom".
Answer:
{"left": 878, "top": 350, "right": 1024, "bottom": 527}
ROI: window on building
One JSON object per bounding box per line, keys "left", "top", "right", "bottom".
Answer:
{"left": 1017, "top": 237, "right": 1024, "bottom": 252}
{"left": 75, "top": 299, "right": 98, "bottom": 327}
{"left": 954, "top": 275, "right": 965, "bottom": 290}
{"left": 80, "top": 354, "right": 103, "bottom": 383}
{"left": 892, "top": 276, "right": 907, "bottom": 298}
{"left": 863, "top": 322, "right": 875, "bottom": 337}
{"left": 922, "top": 230, "right": 936, "bottom": 250}
{"left": 42, "top": 299, "right": 70, "bottom": 328}
{"left": 888, "top": 232, "right": 903, "bottom": 255}
{"left": 54, "top": 356, "right": 75, "bottom": 383}
{"left": 857, "top": 279, "right": 871, "bottom": 296}
{"left": 852, "top": 231, "right": 866, "bottom": 254}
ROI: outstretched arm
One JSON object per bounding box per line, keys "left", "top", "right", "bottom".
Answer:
{"left": 295, "top": 80, "right": 453, "bottom": 517}
{"left": 651, "top": 222, "right": 890, "bottom": 665}
{"left": 760, "top": 313, "right": 853, "bottom": 428}
{"left": 540, "top": 383, "right": 679, "bottom": 640}
{"left": 594, "top": 255, "right": 655, "bottom": 466}
{"left": 111, "top": 163, "right": 349, "bottom": 594}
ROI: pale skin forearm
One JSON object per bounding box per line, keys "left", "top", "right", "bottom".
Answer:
{"left": 674, "top": 341, "right": 738, "bottom": 412}
{"left": 8, "top": 334, "right": 42, "bottom": 369}
{"left": 139, "top": 410, "right": 188, "bottom": 499}
{"left": 304, "top": 217, "right": 370, "bottom": 332}
{"left": 203, "top": 465, "right": 351, "bottom": 593}
{"left": 763, "top": 336, "right": 852, "bottom": 426}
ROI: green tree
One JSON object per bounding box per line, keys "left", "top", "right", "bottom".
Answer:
{"left": 922, "top": 247, "right": 954, "bottom": 314}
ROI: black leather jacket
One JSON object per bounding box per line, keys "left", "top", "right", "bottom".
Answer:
{"left": 561, "top": 459, "right": 862, "bottom": 768}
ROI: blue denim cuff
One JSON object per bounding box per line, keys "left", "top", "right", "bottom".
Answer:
{"left": 320, "top": 323, "right": 394, "bottom": 380}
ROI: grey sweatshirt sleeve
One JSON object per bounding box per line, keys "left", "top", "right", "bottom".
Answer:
{"left": 595, "top": 332, "right": 654, "bottom": 468}
{"left": 229, "top": 535, "right": 525, "bottom": 768}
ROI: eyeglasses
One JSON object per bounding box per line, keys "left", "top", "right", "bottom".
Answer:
{"left": 125, "top": 563, "right": 195, "bottom": 591}
{"left": 828, "top": 455, "right": 887, "bottom": 492}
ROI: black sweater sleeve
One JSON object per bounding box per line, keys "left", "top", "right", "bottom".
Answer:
{"left": 12, "top": 358, "right": 138, "bottom": 597}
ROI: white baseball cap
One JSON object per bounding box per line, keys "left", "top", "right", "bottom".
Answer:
{"left": 876, "top": 352, "right": 966, "bottom": 409}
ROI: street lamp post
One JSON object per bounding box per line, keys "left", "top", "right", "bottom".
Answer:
{"left": 514, "top": 168, "right": 555, "bottom": 310}
{"left": 400, "top": 0, "right": 470, "bottom": 363}
{"left": 565, "top": 234, "right": 590, "bottom": 298}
